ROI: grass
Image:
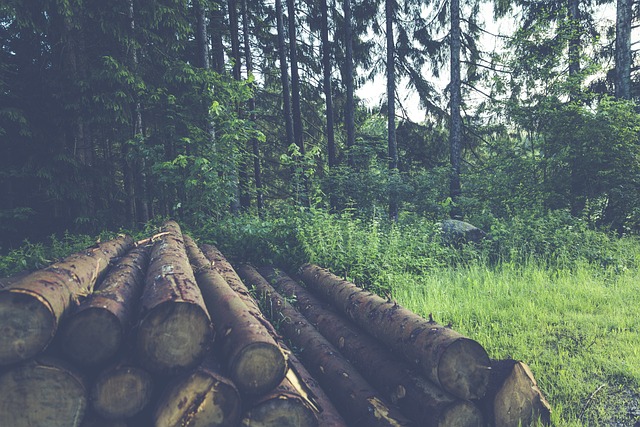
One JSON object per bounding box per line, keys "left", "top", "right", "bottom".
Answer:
{"left": 390, "top": 261, "right": 640, "bottom": 426}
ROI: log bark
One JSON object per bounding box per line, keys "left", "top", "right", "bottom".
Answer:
{"left": 298, "top": 264, "right": 491, "bottom": 400}
{"left": 0, "top": 356, "right": 87, "bottom": 427}
{"left": 477, "top": 359, "right": 551, "bottom": 427}
{"left": 135, "top": 221, "right": 213, "bottom": 374}
{"left": 153, "top": 358, "right": 242, "bottom": 427}
{"left": 58, "top": 245, "right": 150, "bottom": 366}
{"left": 184, "top": 235, "right": 287, "bottom": 396}
{"left": 262, "top": 267, "right": 484, "bottom": 427}
{"left": 91, "top": 362, "right": 154, "bottom": 420}
{"left": 0, "top": 235, "right": 134, "bottom": 365}
{"left": 237, "top": 264, "right": 413, "bottom": 427}
{"left": 199, "top": 247, "right": 347, "bottom": 426}
{"left": 241, "top": 369, "right": 319, "bottom": 427}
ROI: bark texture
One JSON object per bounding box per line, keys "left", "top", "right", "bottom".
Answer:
{"left": 0, "top": 356, "right": 87, "bottom": 427}
{"left": 91, "top": 363, "right": 153, "bottom": 420}
{"left": 135, "top": 221, "right": 213, "bottom": 374}
{"left": 0, "top": 235, "right": 134, "bottom": 365}
{"left": 237, "top": 264, "right": 413, "bottom": 427}
{"left": 184, "top": 235, "right": 287, "bottom": 396}
{"left": 298, "top": 264, "right": 491, "bottom": 400}
{"left": 58, "top": 245, "right": 150, "bottom": 366}
{"left": 262, "top": 267, "right": 483, "bottom": 427}
{"left": 200, "top": 247, "right": 347, "bottom": 426}
{"left": 153, "top": 358, "right": 242, "bottom": 427}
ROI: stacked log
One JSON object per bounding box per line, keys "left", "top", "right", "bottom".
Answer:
{"left": 0, "top": 221, "right": 550, "bottom": 427}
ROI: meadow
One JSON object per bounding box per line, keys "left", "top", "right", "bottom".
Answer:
{"left": 2, "top": 209, "right": 639, "bottom": 426}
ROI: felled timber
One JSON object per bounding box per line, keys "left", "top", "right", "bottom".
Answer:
{"left": 153, "top": 357, "right": 242, "bottom": 427}
{"left": 298, "top": 264, "right": 491, "bottom": 400}
{"left": 200, "top": 247, "right": 347, "bottom": 427}
{"left": 262, "top": 267, "right": 484, "bottom": 427}
{"left": 135, "top": 221, "right": 213, "bottom": 374}
{"left": 184, "top": 235, "right": 286, "bottom": 396}
{"left": 58, "top": 245, "right": 150, "bottom": 366}
{"left": 0, "top": 235, "right": 134, "bottom": 365}
{"left": 241, "top": 369, "right": 319, "bottom": 427}
{"left": 237, "top": 264, "right": 413, "bottom": 427}
{"left": 91, "top": 362, "right": 153, "bottom": 420}
{"left": 478, "top": 359, "right": 551, "bottom": 427}
{"left": 0, "top": 356, "right": 87, "bottom": 427}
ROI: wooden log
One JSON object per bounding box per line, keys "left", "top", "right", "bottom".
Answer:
{"left": 262, "top": 267, "right": 484, "bottom": 427}
{"left": 135, "top": 221, "right": 213, "bottom": 374}
{"left": 241, "top": 369, "right": 319, "bottom": 427}
{"left": 477, "top": 359, "right": 551, "bottom": 427}
{"left": 0, "top": 235, "right": 134, "bottom": 365}
{"left": 58, "top": 245, "right": 150, "bottom": 366}
{"left": 298, "top": 264, "right": 491, "bottom": 400}
{"left": 184, "top": 235, "right": 287, "bottom": 396}
{"left": 91, "top": 362, "right": 154, "bottom": 421}
{"left": 199, "top": 247, "right": 347, "bottom": 426}
{"left": 237, "top": 264, "right": 413, "bottom": 427}
{"left": 0, "top": 356, "right": 87, "bottom": 427}
{"left": 153, "top": 358, "right": 242, "bottom": 427}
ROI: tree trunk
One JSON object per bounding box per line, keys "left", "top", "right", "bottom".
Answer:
{"left": 195, "top": 0, "right": 210, "bottom": 69}
{"left": 228, "top": 0, "right": 242, "bottom": 213}
{"left": 0, "top": 357, "right": 87, "bottom": 427}
{"left": 241, "top": 369, "right": 319, "bottom": 427}
{"left": 91, "top": 362, "right": 154, "bottom": 420}
{"left": 276, "top": 0, "right": 295, "bottom": 151}
{"left": 237, "top": 264, "right": 413, "bottom": 427}
{"left": 321, "top": 0, "right": 336, "bottom": 171}
{"left": 386, "top": 0, "right": 399, "bottom": 221}
{"left": 198, "top": 246, "right": 347, "bottom": 426}
{"left": 449, "top": 0, "right": 463, "bottom": 220}
{"left": 242, "top": 0, "right": 263, "bottom": 214}
{"left": 0, "top": 235, "right": 134, "bottom": 365}
{"left": 477, "top": 359, "right": 551, "bottom": 427}
{"left": 262, "top": 267, "right": 484, "bottom": 427}
{"left": 57, "top": 245, "right": 150, "bottom": 366}
{"left": 211, "top": 0, "right": 225, "bottom": 74}
{"left": 153, "top": 356, "right": 242, "bottom": 427}
{"left": 298, "top": 264, "right": 491, "bottom": 400}
{"left": 135, "top": 221, "right": 213, "bottom": 374}
{"left": 344, "top": 0, "right": 355, "bottom": 167}
{"left": 615, "top": 0, "right": 632, "bottom": 99}
{"left": 184, "top": 235, "right": 287, "bottom": 396}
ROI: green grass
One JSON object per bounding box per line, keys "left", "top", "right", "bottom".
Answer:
{"left": 390, "top": 261, "right": 640, "bottom": 426}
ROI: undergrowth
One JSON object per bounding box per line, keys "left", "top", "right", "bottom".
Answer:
{"left": 1, "top": 208, "right": 639, "bottom": 426}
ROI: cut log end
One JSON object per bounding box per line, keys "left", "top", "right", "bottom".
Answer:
{"left": 154, "top": 368, "right": 242, "bottom": 427}
{"left": 438, "top": 338, "right": 492, "bottom": 400}
{"left": 136, "top": 302, "right": 212, "bottom": 373}
{"left": 0, "top": 358, "right": 86, "bottom": 427}
{"left": 91, "top": 366, "right": 153, "bottom": 420}
{"left": 494, "top": 362, "right": 551, "bottom": 427}
{"left": 439, "top": 400, "right": 485, "bottom": 427}
{"left": 59, "top": 308, "right": 122, "bottom": 366}
{"left": 241, "top": 396, "right": 319, "bottom": 427}
{"left": 0, "top": 290, "right": 56, "bottom": 365}
{"left": 230, "top": 341, "right": 287, "bottom": 396}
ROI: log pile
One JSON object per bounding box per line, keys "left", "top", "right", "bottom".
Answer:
{"left": 0, "top": 220, "right": 550, "bottom": 427}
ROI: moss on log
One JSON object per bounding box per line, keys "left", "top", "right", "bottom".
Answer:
{"left": 0, "top": 356, "right": 87, "bottom": 427}
{"left": 58, "top": 245, "right": 150, "bottom": 366}
{"left": 184, "top": 235, "right": 286, "bottom": 396}
{"left": 0, "top": 235, "right": 134, "bottom": 366}
{"left": 262, "top": 267, "right": 484, "bottom": 427}
{"left": 237, "top": 264, "right": 413, "bottom": 427}
{"left": 135, "top": 221, "right": 213, "bottom": 374}
{"left": 298, "top": 264, "right": 491, "bottom": 400}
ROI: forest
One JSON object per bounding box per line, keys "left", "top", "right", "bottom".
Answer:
{"left": 1, "top": 0, "right": 640, "bottom": 426}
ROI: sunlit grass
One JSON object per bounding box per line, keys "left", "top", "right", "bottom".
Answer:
{"left": 391, "top": 261, "right": 640, "bottom": 426}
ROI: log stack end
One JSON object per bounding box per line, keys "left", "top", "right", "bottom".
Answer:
{"left": 230, "top": 340, "right": 288, "bottom": 396}
{"left": 437, "top": 337, "right": 492, "bottom": 400}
